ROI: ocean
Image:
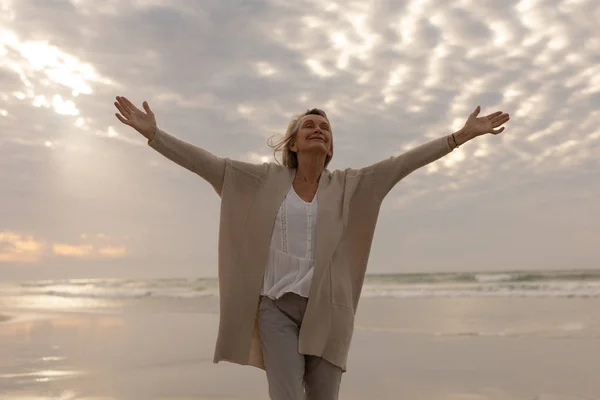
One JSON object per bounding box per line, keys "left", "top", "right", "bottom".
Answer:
{"left": 2, "top": 269, "right": 600, "bottom": 305}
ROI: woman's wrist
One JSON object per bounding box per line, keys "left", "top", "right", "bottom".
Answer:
{"left": 145, "top": 125, "right": 158, "bottom": 142}
{"left": 450, "top": 127, "right": 478, "bottom": 148}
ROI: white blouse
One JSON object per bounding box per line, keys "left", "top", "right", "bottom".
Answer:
{"left": 261, "top": 185, "right": 317, "bottom": 299}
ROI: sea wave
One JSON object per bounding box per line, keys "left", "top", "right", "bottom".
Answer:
{"left": 354, "top": 322, "right": 590, "bottom": 338}
{"left": 9, "top": 283, "right": 600, "bottom": 300}
{"left": 31, "top": 287, "right": 220, "bottom": 300}
{"left": 2, "top": 270, "right": 599, "bottom": 300}
{"left": 474, "top": 273, "right": 514, "bottom": 282}
{"left": 42, "top": 289, "right": 152, "bottom": 299}
{"left": 361, "top": 283, "right": 600, "bottom": 298}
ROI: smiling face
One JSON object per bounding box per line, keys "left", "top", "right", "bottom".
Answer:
{"left": 290, "top": 113, "right": 333, "bottom": 159}
{"left": 268, "top": 108, "right": 334, "bottom": 169}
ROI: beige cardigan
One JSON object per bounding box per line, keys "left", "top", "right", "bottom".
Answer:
{"left": 148, "top": 127, "right": 454, "bottom": 372}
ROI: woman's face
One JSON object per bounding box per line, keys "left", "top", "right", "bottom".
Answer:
{"left": 290, "top": 114, "right": 333, "bottom": 158}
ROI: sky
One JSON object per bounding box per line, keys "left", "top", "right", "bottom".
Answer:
{"left": 0, "top": 0, "right": 599, "bottom": 281}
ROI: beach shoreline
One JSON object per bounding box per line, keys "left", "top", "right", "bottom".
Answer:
{"left": 1, "top": 297, "right": 599, "bottom": 399}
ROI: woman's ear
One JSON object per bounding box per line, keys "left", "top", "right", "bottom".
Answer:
{"left": 289, "top": 141, "right": 297, "bottom": 153}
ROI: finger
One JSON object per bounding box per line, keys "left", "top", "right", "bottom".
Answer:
{"left": 115, "top": 113, "right": 131, "bottom": 125}
{"left": 491, "top": 114, "right": 510, "bottom": 126}
{"left": 492, "top": 127, "right": 505, "bottom": 135}
{"left": 116, "top": 97, "right": 132, "bottom": 115}
{"left": 490, "top": 112, "right": 508, "bottom": 123}
{"left": 143, "top": 101, "right": 153, "bottom": 116}
{"left": 471, "top": 105, "right": 481, "bottom": 117}
{"left": 486, "top": 111, "right": 503, "bottom": 119}
{"left": 122, "top": 97, "right": 140, "bottom": 113}
{"left": 114, "top": 101, "right": 130, "bottom": 117}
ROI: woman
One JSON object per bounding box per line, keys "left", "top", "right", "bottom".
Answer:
{"left": 114, "top": 96, "right": 509, "bottom": 400}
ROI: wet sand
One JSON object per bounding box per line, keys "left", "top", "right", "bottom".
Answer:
{"left": 1, "top": 298, "right": 600, "bottom": 399}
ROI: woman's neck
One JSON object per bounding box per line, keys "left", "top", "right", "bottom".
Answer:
{"left": 295, "top": 156, "right": 325, "bottom": 184}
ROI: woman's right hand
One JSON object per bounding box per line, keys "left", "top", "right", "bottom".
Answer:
{"left": 114, "top": 96, "right": 157, "bottom": 140}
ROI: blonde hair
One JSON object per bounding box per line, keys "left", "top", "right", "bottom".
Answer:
{"left": 268, "top": 108, "right": 333, "bottom": 169}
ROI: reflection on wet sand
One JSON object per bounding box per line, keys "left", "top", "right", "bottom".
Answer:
{"left": 0, "top": 313, "right": 127, "bottom": 398}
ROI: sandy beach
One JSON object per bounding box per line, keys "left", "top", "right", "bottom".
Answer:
{"left": 2, "top": 295, "right": 600, "bottom": 400}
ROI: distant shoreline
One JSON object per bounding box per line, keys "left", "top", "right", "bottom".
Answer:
{"left": 4, "top": 267, "right": 600, "bottom": 284}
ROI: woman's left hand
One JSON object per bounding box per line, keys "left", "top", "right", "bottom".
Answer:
{"left": 462, "top": 105, "right": 510, "bottom": 137}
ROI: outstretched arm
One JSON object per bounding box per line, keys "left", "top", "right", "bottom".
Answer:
{"left": 114, "top": 96, "right": 226, "bottom": 195}
{"left": 367, "top": 106, "right": 510, "bottom": 201}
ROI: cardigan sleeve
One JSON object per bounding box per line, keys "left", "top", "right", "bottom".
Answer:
{"left": 365, "top": 136, "right": 453, "bottom": 202}
{"left": 148, "top": 127, "right": 227, "bottom": 195}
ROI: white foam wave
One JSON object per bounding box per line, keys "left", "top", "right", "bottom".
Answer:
{"left": 474, "top": 273, "right": 514, "bottom": 282}
{"left": 355, "top": 322, "right": 588, "bottom": 338}
{"left": 35, "top": 287, "right": 219, "bottom": 300}
{"left": 360, "top": 282, "right": 600, "bottom": 298}
{"left": 43, "top": 290, "right": 151, "bottom": 299}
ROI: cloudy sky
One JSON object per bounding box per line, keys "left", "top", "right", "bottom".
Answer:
{"left": 1, "top": 0, "right": 599, "bottom": 281}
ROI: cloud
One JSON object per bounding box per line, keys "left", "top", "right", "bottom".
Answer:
{"left": 0, "top": 0, "right": 599, "bottom": 279}
{"left": 52, "top": 243, "right": 94, "bottom": 257}
{"left": 52, "top": 243, "right": 126, "bottom": 258}
{"left": 0, "top": 231, "right": 128, "bottom": 263}
{"left": 0, "top": 232, "right": 45, "bottom": 263}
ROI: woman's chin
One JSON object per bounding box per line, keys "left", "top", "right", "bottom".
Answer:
{"left": 305, "top": 142, "right": 329, "bottom": 152}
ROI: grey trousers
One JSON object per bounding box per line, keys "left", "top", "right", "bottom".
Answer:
{"left": 258, "top": 293, "right": 343, "bottom": 400}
